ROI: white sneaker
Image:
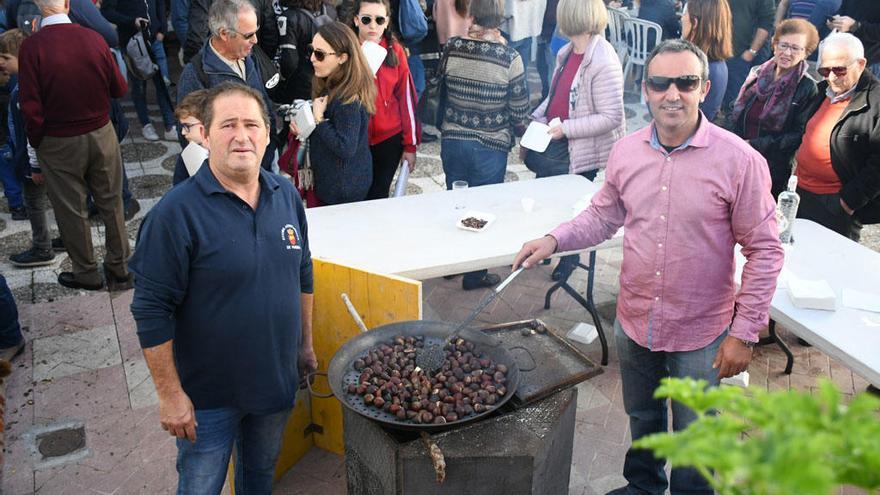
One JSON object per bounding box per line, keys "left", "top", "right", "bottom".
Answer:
{"left": 142, "top": 123, "right": 160, "bottom": 141}
{"left": 164, "top": 125, "right": 178, "bottom": 141}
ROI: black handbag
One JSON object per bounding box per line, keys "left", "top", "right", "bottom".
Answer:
{"left": 417, "top": 41, "right": 452, "bottom": 129}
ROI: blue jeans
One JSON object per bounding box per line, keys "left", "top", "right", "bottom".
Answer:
{"left": 170, "top": 0, "right": 190, "bottom": 49}
{"left": 507, "top": 37, "right": 532, "bottom": 75}
{"left": 0, "top": 144, "right": 22, "bottom": 209}
{"left": 176, "top": 407, "right": 292, "bottom": 495}
{"left": 131, "top": 70, "right": 175, "bottom": 128}
{"left": 440, "top": 138, "right": 507, "bottom": 189}
{"left": 152, "top": 39, "right": 171, "bottom": 81}
{"left": 615, "top": 320, "right": 723, "bottom": 495}
{"left": 0, "top": 274, "right": 23, "bottom": 349}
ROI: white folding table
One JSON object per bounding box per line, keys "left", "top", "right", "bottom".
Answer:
{"left": 306, "top": 175, "right": 623, "bottom": 363}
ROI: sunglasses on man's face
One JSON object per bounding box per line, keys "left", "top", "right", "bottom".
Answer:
{"left": 229, "top": 27, "right": 259, "bottom": 40}
{"left": 358, "top": 14, "right": 387, "bottom": 26}
{"left": 817, "top": 64, "right": 852, "bottom": 78}
{"left": 307, "top": 45, "right": 338, "bottom": 62}
{"left": 645, "top": 75, "right": 702, "bottom": 93}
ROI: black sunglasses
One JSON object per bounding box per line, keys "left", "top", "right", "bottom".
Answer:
{"left": 645, "top": 75, "right": 702, "bottom": 93}
{"left": 358, "top": 14, "right": 387, "bottom": 26}
{"left": 817, "top": 65, "right": 851, "bottom": 78}
{"left": 307, "top": 45, "right": 338, "bottom": 62}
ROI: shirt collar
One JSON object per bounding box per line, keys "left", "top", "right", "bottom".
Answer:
{"left": 194, "top": 162, "right": 280, "bottom": 196}
{"left": 41, "top": 13, "right": 72, "bottom": 27}
{"left": 826, "top": 84, "right": 856, "bottom": 103}
{"left": 646, "top": 112, "right": 707, "bottom": 153}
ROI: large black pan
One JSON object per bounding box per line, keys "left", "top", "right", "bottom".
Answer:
{"left": 328, "top": 320, "right": 522, "bottom": 432}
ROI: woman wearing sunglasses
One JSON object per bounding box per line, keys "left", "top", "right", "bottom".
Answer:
{"left": 294, "top": 21, "right": 377, "bottom": 205}
{"left": 680, "top": 0, "right": 733, "bottom": 121}
{"left": 349, "top": 0, "right": 421, "bottom": 200}
{"left": 727, "top": 18, "right": 819, "bottom": 198}
{"left": 524, "top": 0, "right": 626, "bottom": 281}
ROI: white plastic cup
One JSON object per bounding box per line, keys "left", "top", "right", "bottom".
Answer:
{"left": 452, "top": 180, "right": 468, "bottom": 210}
{"left": 521, "top": 197, "right": 535, "bottom": 213}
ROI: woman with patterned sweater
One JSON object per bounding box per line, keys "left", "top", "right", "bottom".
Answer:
{"left": 440, "top": 0, "right": 530, "bottom": 290}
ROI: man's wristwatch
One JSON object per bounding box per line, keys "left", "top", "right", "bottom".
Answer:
{"left": 748, "top": 48, "right": 758, "bottom": 56}
{"left": 738, "top": 338, "right": 756, "bottom": 349}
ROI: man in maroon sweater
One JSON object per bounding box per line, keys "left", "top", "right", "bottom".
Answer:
{"left": 19, "top": 0, "right": 130, "bottom": 291}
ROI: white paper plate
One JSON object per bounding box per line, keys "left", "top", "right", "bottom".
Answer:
{"left": 457, "top": 211, "right": 496, "bottom": 232}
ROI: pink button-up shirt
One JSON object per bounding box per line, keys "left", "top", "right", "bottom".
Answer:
{"left": 550, "top": 118, "right": 784, "bottom": 352}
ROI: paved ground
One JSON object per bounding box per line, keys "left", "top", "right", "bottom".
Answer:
{"left": 1, "top": 55, "right": 876, "bottom": 494}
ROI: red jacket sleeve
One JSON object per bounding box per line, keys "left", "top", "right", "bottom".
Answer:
{"left": 393, "top": 42, "right": 421, "bottom": 152}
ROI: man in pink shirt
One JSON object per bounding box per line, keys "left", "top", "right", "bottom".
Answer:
{"left": 514, "top": 39, "right": 784, "bottom": 495}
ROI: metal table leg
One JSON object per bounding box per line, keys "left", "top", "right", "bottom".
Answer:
{"left": 543, "top": 251, "right": 609, "bottom": 365}
{"left": 757, "top": 320, "right": 794, "bottom": 374}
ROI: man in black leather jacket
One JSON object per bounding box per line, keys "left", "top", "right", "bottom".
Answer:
{"left": 183, "top": 0, "right": 279, "bottom": 63}
{"left": 794, "top": 32, "right": 880, "bottom": 241}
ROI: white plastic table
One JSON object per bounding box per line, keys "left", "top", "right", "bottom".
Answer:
{"left": 305, "top": 175, "right": 621, "bottom": 280}
{"left": 739, "top": 219, "right": 880, "bottom": 387}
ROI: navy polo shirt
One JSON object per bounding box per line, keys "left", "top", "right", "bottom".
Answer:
{"left": 129, "top": 164, "right": 313, "bottom": 414}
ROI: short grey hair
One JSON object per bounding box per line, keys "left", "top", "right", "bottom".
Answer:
{"left": 208, "top": 0, "right": 256, "bottom": 37}
{"left": 642, "top": 38, "right": 710, "bottom": 83}
{"left": 33, "top": 0, "right": 65, "bottom": 13}
{"left": 819, "top": 32, "right": 865, "bottom": 64}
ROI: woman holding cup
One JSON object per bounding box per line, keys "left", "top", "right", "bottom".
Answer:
{"left": 292, "top": 21, "right": 376, "bottom": 205}
{"left": 348, "top": 0, "right": 421, "bottom": 199}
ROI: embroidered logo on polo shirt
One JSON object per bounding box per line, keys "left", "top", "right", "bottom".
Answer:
{"left": 282, "top": 224, "right": 301, "bottom": 250}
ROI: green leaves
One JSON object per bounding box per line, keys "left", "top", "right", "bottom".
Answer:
{"left": 632, "top": 378, "right": 880, "bottom": 495}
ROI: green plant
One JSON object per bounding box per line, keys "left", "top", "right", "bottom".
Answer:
{"left": 633, "top": 378, "right": 880, "bottom": 495}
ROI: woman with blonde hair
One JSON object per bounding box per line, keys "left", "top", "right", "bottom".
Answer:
{"left": 293, "top": 21, "right": 377, "bottom": 205}
{"left": 727, "top": 18, "right": 819, "bottom": 197}
{"left": 681, "top": 0, "right": 734, "bottom": 120}
{"left": 525, "top": 0, "right": 626, "bottom": 281}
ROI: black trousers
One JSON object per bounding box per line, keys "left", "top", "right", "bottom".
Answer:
{"left": 367, "top": 133, "right": 404, "bottom": 200}
{"left": 796, "top": 187, "right": 863, "bottom": 242}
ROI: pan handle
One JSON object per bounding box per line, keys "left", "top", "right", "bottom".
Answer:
{"left": 506, "top": 345, "right": 537, "bottom": 372}
{"left": 342, "top": 293, "right": 369, "bottom": 333}
{"left": 299, "top": 371, "right": 334, "bottom": 398}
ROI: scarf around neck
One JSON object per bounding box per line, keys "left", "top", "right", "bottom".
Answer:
{"left": 730, "top": 58, "right": 807, "bottom": 134}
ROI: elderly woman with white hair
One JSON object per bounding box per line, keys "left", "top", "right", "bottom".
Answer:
{"left": 793, "top": 31, "right": 880, "bottom": 242}
{"left": 524, "top": 0, "right": 626, "bottom": 280}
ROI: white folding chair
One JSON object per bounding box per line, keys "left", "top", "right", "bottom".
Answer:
{"left": 607, "top": 7, "right": 631, "bottom": 64}
{"left": 622, "top": 17, "right": 663, "bottom": 99}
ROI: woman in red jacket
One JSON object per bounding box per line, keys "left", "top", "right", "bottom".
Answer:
{"left": 349, "top": 0, "right": 421, "bottom": 199}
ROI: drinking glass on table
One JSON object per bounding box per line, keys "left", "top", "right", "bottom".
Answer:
{"left": 452, "top": 180, "right": 468, "bottom": 210}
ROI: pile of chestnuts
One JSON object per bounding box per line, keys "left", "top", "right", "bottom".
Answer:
{"left": 346, "top": 335, "right": 509, "bottom": 425}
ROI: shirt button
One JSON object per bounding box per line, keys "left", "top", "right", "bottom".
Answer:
{"left": 666, "top": 157, "right": 672, "bottom": 162}
{"left": 656, "top": 271, "right": 661, "bottom": 276}
{"left": 658, "top": 243, "right": 663, "bottom": 248}
{"left": 660, "top": 215, "right": 666, "bottom": 221}
{"left": 655, "top": 296, "right": 660, "bottom": 301}
{"left": 661, "top": 186, "right": 668, "bottom": 191}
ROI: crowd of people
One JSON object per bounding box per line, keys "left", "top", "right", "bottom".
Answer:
{"left": 0, "top": 0, "right": 878, "bottom": 493}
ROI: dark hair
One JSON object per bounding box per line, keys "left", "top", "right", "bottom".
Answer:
{"left": 0, "top": 29, "right": 25, "bottom": 57}
{"left": 282, "top": 0, "right": 324, "bottom": 10}
{"left": 643, "top": 38, "right": 710, "bottom": 82}
{"left": 773, "top": 18, "right": 820, "bottom": 57}
{"left": 453, "top": 0, "right": 468, "bottom": 17}
{"left": 312, "top": 21, "right": 378, "bottom": 114}
{"left": 349, "top": 0, "right": 399, "bottom": 67}
{"left": 683, "top": 0, "right": 733, "bottom": 61}
{"left": 469, "top": 0, "right": 504, "bottom": 29}
{"left": 201, "top": 82, "right": 270, "bottom": 131}
{"left": 175, "top": 89, "right": 210, "bottom": 121}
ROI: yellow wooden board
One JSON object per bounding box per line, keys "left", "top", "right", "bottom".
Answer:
{"left": 309, "top": 258, "right": 422, "bottom": 454}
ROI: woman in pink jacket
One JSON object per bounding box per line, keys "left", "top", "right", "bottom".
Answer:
{"left": 525, "top": 0, "right": 626, "bottom": 280}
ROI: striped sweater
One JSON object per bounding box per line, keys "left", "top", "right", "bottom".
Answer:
{"left": 440, "top": 37, "right": 530, "bottom": 152}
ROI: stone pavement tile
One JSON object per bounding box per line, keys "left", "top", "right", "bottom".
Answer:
{"left": 2, "top": 437, "right": 35, "bottom": 494}
{"left": 829, "top": 360, "right": 856, "bottom": 393}
{"left": 839, "top": 486, "right": 870, "bottom": 494}
{"left": 110, "top": 291, "right": 142, "bottom": 362}
{"left": 34, "top": 364, "right": 129, "bottom": 423}
{"left": 272, "top": 448, "right": 345, "bottom": 494}
{"left": 20, "top": 293, "right": 115, "bottom": 341}
{"left": 124, "top": 358, "right": 158, "bottom": 409}
{"left": 789, "top": 370, "right": 817, "bottom": 393}
{"left": 33, "top": 325, "right": 122, "bottom": 382}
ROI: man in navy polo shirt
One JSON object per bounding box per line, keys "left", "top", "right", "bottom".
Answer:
{"left": 129, "top": 81, "right": 316, "bottom": 494}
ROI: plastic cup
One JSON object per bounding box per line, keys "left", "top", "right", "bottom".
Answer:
{"left": 452, "top": 180, "right": 468, "bottom": 210}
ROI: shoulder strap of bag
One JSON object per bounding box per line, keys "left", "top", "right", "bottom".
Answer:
{"left": 191, "top": 52, "right": 211, "bottom": 89}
